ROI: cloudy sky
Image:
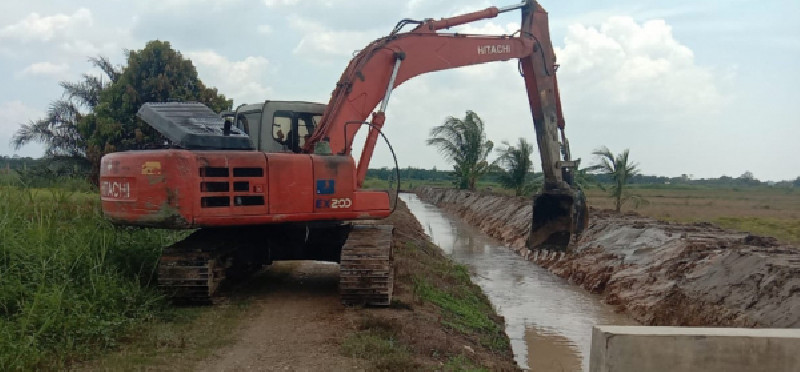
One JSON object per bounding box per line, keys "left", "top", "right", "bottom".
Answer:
{"left": 0, "top": 0, "right": 798, "bottom": 180}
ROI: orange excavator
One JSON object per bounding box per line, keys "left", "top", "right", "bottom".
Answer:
{"left": 100, "top": 0, "right": 587, "bottom": 305}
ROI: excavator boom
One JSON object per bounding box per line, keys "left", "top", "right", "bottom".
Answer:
{"left": 305, "top": 0, "right": 587, "bottom": 249}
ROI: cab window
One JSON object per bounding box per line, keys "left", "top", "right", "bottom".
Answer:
{"left": 297, "top": 117, "right": 310, "bottom": 148}
{"left": 272, "top": 111, "right": 292, "bottom": 146}
{"left": 235, "top": 114, "right": 250, "bottom": 134}
{"left": 272, "top": 111, "right": 321, "bottom": 152}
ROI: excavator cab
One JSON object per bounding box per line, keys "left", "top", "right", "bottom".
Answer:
{"left": 225, "top": 101, "right": 326, "bottom": 153}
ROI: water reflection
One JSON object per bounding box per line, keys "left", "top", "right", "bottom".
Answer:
{"left": 526, "top": 327, "right": 582, "bottom": 372}
{"left": 401, "top": 193, "right": 635, "bottom": 371}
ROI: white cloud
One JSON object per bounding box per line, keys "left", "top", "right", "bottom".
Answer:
{"left": 450, "top": 16, "right": 520, "bottom": 36}
{"left": 405, "top": 0, "right": 426, "bottom": 12}
{"left": 186, "top": 50, "right": 272, "bottom": 105}
{"left": 263, "top": 0, "right": 300, "bottom": 7}
{"left": 138, "top": 0, "right": 242, "bottom": 12}
{"left": 0, "top": 8, "right": 92, "bottom": 42}
{"left": 289, "top": 16, "right": 377, "bottom": 58}
{"left": 257, "top": 24, "right": 273, "bottom": 34}
{"left": 0, "top": 101, "right": 40, "bottom": 131}
{"left": 0, "top": 101, "right": 44, "bottom": 157}
{"left": 57, "top": 39, "right": 100, "bottom": 56}
{"left": 18, "top": 61, "right": 70, "bottom": 79}
{"left": 555, "top": 16, "right": 725, "bottom": 118}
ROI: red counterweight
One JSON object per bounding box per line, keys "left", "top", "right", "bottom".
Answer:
{"left": 101, "top": 150, "right": 389, "bottom": 229}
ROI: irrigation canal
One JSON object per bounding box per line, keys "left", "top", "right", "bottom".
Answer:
{"left": 400, "top": 193, "right": 636, "bottom": 371}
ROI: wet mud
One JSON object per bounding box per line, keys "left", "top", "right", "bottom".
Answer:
{"left": 417, "top": 187, "right": 800, "bottom": 328}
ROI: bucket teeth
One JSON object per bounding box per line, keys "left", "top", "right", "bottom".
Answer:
{"left": 339, "top": 225, "right": 394, "bottom": 306}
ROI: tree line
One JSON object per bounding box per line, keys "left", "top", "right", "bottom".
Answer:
{"left": 423, "top": 111, "right": 641, "bottom": 197}
{"left": 421, "top": 110, "right": 800, "bottom": 211}
{"left": 12, "top": 40, "right": 231, "bottom": 184}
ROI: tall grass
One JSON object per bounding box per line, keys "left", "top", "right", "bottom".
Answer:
{"left": 0, "top": 185, "right": 183, "bottom": 370}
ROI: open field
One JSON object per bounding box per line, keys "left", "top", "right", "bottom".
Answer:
{"left": 367, "top": 176, "right": 799, "bottom": 244}
{"left": 585, "top": 186, "right": 800, "bottom": 244}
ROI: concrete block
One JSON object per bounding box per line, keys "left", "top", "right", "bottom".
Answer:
{"left": 590, "top": 326, "right": 800, "bottom": 372}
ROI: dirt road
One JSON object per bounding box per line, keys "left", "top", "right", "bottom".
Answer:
{"left": 195, "top": 261, "right": 367, "bottom": 371}
{"left": 187, "top": 200, "right": 518, "bottom": 371}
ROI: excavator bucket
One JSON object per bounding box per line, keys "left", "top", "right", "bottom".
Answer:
{"left": 528, "top": 189, "right": 588, "bottom": 251}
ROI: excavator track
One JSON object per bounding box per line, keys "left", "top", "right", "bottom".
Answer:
{"left": 157, "top": 229, "right": 247, "bottom": 303}
{"left": 157, "top": 224, "right": 394, "bottom": 305}
{"left": 339, "top": 225, "right": 394, "bottom": 306}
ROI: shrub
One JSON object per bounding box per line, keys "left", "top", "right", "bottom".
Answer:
{"left": 0, "top": 185, "right": 183, "bottom": 370}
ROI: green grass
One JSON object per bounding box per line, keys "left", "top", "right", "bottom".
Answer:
{"left": 409, "top": 256, "right": 507, "bottom": 352}
{"left": 413, "top": 275, "right": 507, "bottom": 351}
{"left": 0, "top": 170, "right": 20, "bottom": 186}
{"left": 0, "top": 185, "right": 185, "bottom": 370}
{"left": 362, "top": 178, "right": 454, "bottom": 190}
{"left": 442, "top": 355, "right": 489, "bottom": 372}
{"left": 363, "top": 177, "right": 506, "bottom": 194}
{"left": 713, "top": 217, "right": 800, "bottom": 244}
{"left": 80, "top": 303, "right": 247, "bottom": 371}
{"left": 340, "top": 313, "right": 416, "bottom": 371}
{"left": 341, "top": 329, "right": 415, "bottom": 371}
{"left": 337, "top": 206, "right": 515, "bottom": 370}
{"left": 585, "top": 186, "right": 800, "bottom": 244}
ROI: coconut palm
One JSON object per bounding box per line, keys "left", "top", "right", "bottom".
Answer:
{"left": 589, "top": 146, "right": 641, "bottom": 212}
{"left": 495, "top": 138, "right": 534, "bottom": 196}
{"left": 427, "top": 111, "right": 493, "bottom": 190}
{"left": 13, "top": 57, "right": 119, "bottom": 158}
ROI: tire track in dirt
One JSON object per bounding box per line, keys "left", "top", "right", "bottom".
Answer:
{"left": 195, "top": 261, "right": 368, "bottom": 372}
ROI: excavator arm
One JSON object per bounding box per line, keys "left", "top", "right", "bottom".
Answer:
{"left": 306, "top": 0, "right": 587, "bottom": 249}
{"left": 305, "top": 4, "right": 536, "bottom": 169}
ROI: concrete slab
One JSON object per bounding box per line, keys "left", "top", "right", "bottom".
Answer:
{"left": 590, "top": 326, "right": 800, "bottom": 372}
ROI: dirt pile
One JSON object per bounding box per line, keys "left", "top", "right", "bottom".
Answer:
{"left": 417, "top": 187, "right": 800, "bottom": 328}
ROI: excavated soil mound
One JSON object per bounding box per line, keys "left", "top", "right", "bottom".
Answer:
{"left": 417, "top": 187, "right": 800, "bottom": 328}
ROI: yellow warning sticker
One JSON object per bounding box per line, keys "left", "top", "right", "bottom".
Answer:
{"left": 141, "top": 161, "right": 162, "bottom": 175}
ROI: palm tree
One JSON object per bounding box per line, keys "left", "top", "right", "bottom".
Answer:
{"left": 495, "top": 138, "right": 534, "bottom": 196}
{"left": 589, "top": 146, "right": 640, "bottom": 212}
{"left": 13, "top": 57, "right": 119, "bottom": 158}
{"left": 427, "top": 111, "right": 493, "bottom": 190}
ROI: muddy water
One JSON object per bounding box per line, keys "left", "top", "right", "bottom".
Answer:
{"left": 400, "top": 193, "right": 635, "bottom": 371}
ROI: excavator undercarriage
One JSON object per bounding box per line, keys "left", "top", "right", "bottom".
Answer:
{"left": 157, "top": 224, "right": 394, "bottom": 305}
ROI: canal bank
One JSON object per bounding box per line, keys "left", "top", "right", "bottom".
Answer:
{"left": 415, "top": 187, "right": 800, "bottom": 329}
{"left": 401, "top": 193, "right": 635, "bottom": 371}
